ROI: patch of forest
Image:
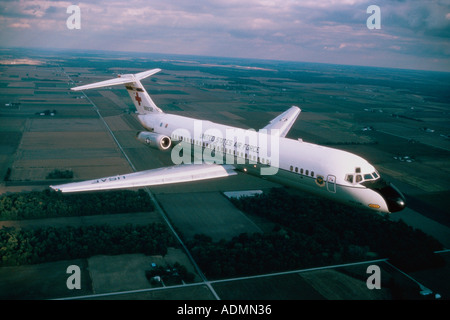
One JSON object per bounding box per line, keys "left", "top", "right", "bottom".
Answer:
{"left": 0, "top": 223, "right": 177, "bottom": 267}
{"left": 0, "top": 189, "right": 153, "bottom": 220}
{"left": 187, "top": 188, "right": 444, "bottom": 279}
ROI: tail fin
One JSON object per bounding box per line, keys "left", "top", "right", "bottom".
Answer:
{"left": 71, "top": 68, "right": 163, "bottom": 115}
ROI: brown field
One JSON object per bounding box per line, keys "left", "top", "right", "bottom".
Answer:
{"left": 20, "top": 131, "right": 114, "bottom": 150}
{"left": 88, "top": 249, "right": 201, "bottom": 294}
{"left": 9, "top": 116, "right": 131, "bottom": 181}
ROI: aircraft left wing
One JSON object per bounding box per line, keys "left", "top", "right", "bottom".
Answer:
{"left": 50, "top": 164, "right": 236, "bottom": 193}
{"left": 261, "top": 106, "right": 301, "bottom": 138}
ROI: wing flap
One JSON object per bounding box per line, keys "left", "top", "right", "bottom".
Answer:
{"left": 50, "top": 164, "right": 236, "bottom": 193}
{"left": 261, "top": 106, "right": 301, "bottom": 138}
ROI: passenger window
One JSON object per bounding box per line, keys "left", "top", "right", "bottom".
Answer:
{"left": 290, "top": 166, "right": 293, "bottom": 171}
{"left": 305, "top": 170, "right": 309, "bottom": 176}
{"left": 311, "top": 171, "right": 314, "bottom": 177}
{"left": 356, "top": 175, "right": 362, "bottom": 183}
{"left": 300, "top": 168, "right": 304, "bottom": 174}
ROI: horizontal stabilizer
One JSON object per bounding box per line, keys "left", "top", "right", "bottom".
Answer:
{"left": 135, "top": 69, "right": 162, "bottom": 81}
{"left": 261, "top": 106, "right": 301, "bottom": 138}
{"left": 50, "top": 163, "right": 236, "bottom": 193}
{"left": 71, "top": 68, "right": 161, "bottom": 91}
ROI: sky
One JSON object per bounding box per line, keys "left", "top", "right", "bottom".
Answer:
{"left": 0, "top": 0, "right": 449, "bottom": 71}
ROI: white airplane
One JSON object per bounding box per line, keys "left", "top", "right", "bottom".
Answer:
{"left": 51, "top": 69, "right": 406, "bottom": 213}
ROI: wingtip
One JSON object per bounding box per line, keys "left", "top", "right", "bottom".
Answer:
{"left": 49, "top": 185, "right": 60, "bottom": 192}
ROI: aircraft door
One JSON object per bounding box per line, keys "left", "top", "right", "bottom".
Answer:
{"left": 326, "top": 175, "right": 336, "bottom": 193}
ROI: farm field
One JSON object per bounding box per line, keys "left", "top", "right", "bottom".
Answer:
{"left": 0, "top": 48, "right": 449, "bottom": 300}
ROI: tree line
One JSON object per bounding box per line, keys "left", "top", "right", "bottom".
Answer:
{"left": 46, "top": 169, "right": 73, "bottom": 179}
{"left": 0, "top": 223, "right": 177, "bottom": 267}
{"left": 0, "top": 189, "right": 153, "bottom": 220}
{"left": 186, "top": 188, "right": 444, "bottom": 279}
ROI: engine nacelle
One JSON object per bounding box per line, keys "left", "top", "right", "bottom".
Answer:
{"left": 136, "top": 131, "right": 171, "bottom": 150}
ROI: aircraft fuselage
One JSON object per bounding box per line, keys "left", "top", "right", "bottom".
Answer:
{"left": 139, "top": 112, "right": 406, "bottom": 214}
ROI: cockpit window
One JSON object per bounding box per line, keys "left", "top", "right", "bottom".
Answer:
{"left": 346, "top": 170, "right": 380, "bottom": 185}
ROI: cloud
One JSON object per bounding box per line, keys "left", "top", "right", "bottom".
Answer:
{"left": 9, "top": 22, "right": 31, "bottom": 29}
{"left": 0, "top": 0, "right": 448, "bottom": 71}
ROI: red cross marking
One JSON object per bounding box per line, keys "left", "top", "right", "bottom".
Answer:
{"left": 135, "top": 92, "right": 142, "bottom": 105}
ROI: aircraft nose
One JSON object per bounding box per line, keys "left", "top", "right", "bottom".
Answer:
{"left": 381, "top": 184, "right": 406, "bottom": 213}
{"left": 385, "top": 194, "right": 406, "bottom": 213}
{"left": 363, "top": 179, "right": 407, "bottom": 213}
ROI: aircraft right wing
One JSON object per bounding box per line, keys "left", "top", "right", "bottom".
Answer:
{"left": 261, "top": 106, "right": 301, "bottom": 138}
{"left": 50, "top": 163, "right": 236, "bottom": 193}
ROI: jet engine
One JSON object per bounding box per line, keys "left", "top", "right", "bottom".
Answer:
{"left": 136, "top": 131, "right": 171, "bottom": 150}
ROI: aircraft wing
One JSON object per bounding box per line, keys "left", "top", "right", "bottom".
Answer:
{"left": 50, "top": 163, "right": 236, "bottom": 193}
{"left": 261, "top": 106, "right": 301, "bottom": 138}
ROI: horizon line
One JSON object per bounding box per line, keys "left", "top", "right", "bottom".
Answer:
{"left": 1, "top": 45, "right": 449, "bottom": 74}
